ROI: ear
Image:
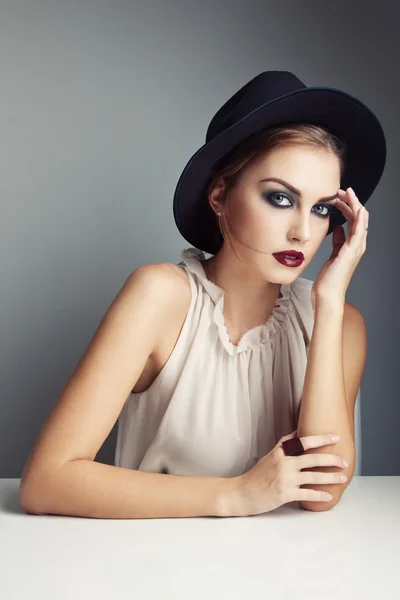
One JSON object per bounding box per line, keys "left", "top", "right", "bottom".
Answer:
{"left": 208, "top": 178, "right": 225, "bottom": 216}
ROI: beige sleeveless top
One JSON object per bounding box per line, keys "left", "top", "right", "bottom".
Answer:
{"left": 114, "top": 247, "right": 315, "bottom": 478}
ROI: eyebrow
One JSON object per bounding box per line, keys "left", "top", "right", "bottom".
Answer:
{"left": 259, "top": 177, "right": 338, "bottom": 203}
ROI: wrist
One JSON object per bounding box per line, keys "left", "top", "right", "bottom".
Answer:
{"left": 315, "top": 295, "right": 345, "bottom": 314}
{"left": 217, "top": 476, "right": 246, "bottom": 517}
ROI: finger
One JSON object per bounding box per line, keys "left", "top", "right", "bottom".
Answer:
{"left": 337, "top": 188, "right": 353, "bottom": 209}
{"left": 334, "top": 198, "right": 353, "bottom": 221}
{"left": 332, "top": 224, "right": 345, "bottom": 246}
{"left": 356, "top": 206, "right": 366, "bottom": 236}
{"left": 339, "top": 189, "right": 367, "bottom": 240}
{"left": 345, "top": 187, "right": 366, "bottom": 229}
{"left": 346, "top": 205, "right": 365, "bottom": 251}
{"left": 337, "top": 188, "right": 360, "bottom": 229}
{"left": 344, "top": 187, "right": 362, "bottom": 213}
{"left": 280, "top": 433, "right": 340, "bottom": 457}
{"left": 301, "top": 433, "right": 340, "bottom": 451}
{"left": 331, "top": 228, "right": 345, "bottom": 257}
{"left": 280, "top": 430, "right": 298, "bottom": 442}
{"left": 363, "top": 210, "right": 369, "bottom": 251}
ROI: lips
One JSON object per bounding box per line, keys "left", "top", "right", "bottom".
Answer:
{"left": 273, "top": 253, "right": 304, "bottom": 268}
{"left": 273, "top": 250, "right": 304, "bottom": 259}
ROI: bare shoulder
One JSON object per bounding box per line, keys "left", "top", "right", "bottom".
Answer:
{"left": 127, "top": 261, "right": 193, "bottom": 394}
{"left": 122, "top": 260, "right": 192, "bottom": 352}
{"left": 129, "top": 261, "right": 191, "bottom": 310}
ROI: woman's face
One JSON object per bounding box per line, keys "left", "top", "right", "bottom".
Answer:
{"left": 212, "top": 144, "right": 341, "bottom": 281}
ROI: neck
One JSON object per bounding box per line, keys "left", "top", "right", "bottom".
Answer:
{"left": 200, "top": 248, "right": 282, "bottom": 332}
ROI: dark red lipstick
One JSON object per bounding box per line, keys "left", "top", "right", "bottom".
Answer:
{"left": 272, "top": 249, "right": 304, "bottom": 267}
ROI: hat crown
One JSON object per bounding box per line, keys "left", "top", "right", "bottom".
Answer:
{"left": 206, "top": 71, "right": 306, "bottom": 143}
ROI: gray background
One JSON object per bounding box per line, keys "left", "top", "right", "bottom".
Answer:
{"left": 1, "top": 0, "right": 398, "bottom": 478}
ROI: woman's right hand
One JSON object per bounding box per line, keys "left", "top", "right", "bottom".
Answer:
{"left": 231, "top": 430, "right": 349, "bottom": 516}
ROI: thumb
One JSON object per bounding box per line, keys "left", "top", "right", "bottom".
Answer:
{"left": 332, "top": 226, "right": 345, "bottom": 255}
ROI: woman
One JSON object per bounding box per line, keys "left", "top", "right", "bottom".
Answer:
{"left": 19, "top": 71, "right": 386, "bottom": 519}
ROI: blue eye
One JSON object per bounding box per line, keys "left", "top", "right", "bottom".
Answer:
{"left": 265, "top": 191, "right": 334, "bottom": 219}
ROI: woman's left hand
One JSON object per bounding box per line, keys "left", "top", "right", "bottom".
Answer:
{"left": 313, "top": 187, "right": 369, "bottom": 306}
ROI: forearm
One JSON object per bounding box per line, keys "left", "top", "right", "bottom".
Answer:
{"left": 297, "top": 301, "right": 354, "bottom": 509}
{"left": 19, "top": 459, "right": 235, "bottom": 519}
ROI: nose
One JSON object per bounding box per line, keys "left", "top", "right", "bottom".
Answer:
{"left": 289, "top": 216, "right": 313, "bottom": 244}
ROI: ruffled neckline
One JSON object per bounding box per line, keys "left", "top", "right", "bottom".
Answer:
{"left": 179, "top": 247, "right": 293, "bottom": 356}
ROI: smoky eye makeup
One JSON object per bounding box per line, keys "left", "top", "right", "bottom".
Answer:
{"left": 263, "top": 190, "right": 338, "bottom": 219}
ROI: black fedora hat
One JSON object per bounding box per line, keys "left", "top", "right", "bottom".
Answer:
{"left": 173, "top": 70, "right": 387, "bottom": 255}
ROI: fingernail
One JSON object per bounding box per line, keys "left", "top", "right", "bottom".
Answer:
{"left": 331, "top": 435, "right": 340, "bottom": 441}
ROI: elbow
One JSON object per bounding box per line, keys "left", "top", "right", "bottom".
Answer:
{"left": 299, "top": 466, "right": 354, "bottom": 512}
{"left": 19, "top": 479, "right": 38, "bottom": 514}
{"left": 19, "top": 475, "right": 48, "bottom": 515}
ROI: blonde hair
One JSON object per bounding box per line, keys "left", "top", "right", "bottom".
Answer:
{"left": 206, "top": 122, "right": 347, "bottom": 256}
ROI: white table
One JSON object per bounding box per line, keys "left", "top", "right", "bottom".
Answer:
{"left": 1, "top": 477, "right": 399, "bottom": 600}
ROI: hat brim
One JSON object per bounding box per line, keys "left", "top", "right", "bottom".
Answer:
{"left": 173, "top": 87, "right": 386, "bottom": 255}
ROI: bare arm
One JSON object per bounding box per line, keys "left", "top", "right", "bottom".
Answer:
{"left": 19, "top": 263, "right": 237, "bottom": 519}
{"left": 22, "top": 459, "right": 236, "bottom": 519}
{"left": 297, "top": 301, "right": 358, "bottom": 511}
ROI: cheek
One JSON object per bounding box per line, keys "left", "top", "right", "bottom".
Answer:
{"left": 313, "top": 236, "right": 327, "bottom": 256}
{"left": 228, "top": 199, "right": 254, "bottom": 230}
{"left": 234, "top": 206, "right": 273, "bottom": 239}
{"left": 235, "top": 198, "right": 274, "bottom": 228}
